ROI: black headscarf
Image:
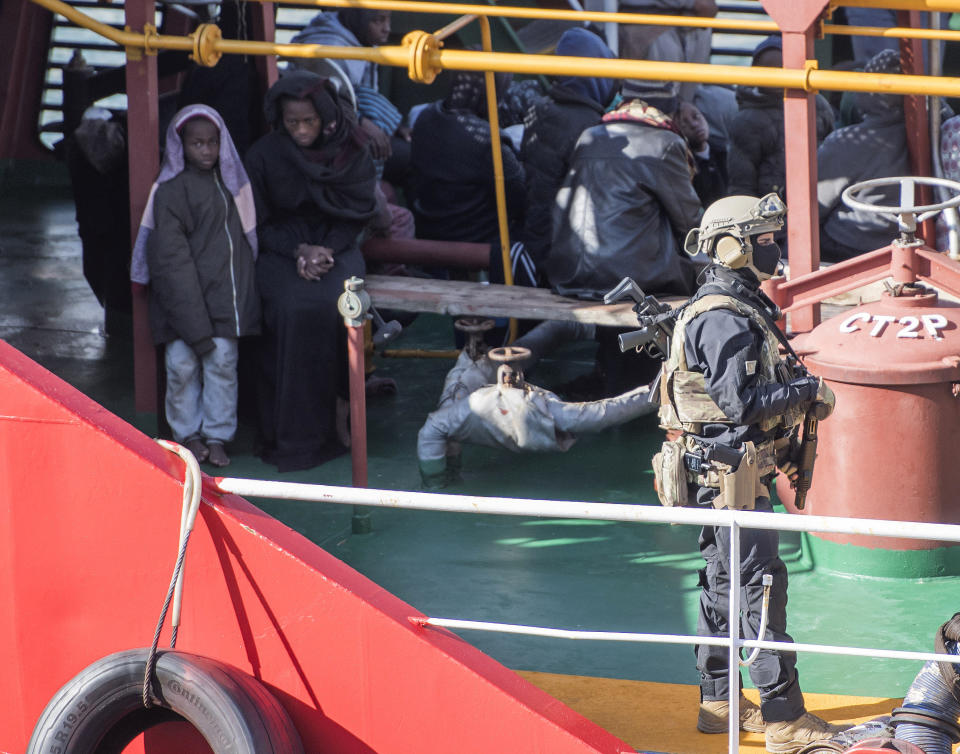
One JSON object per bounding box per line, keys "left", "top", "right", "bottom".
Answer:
{"left": 261, "top": 70, "right": 378, "bottom": 222}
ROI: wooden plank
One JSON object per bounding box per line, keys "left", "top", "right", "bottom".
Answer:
{"left": 364, "top": 275, "right": 686, "bottom": 327}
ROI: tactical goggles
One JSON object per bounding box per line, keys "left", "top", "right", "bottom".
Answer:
{"left": 735, "top": 192, "right": 786, "bottom": 237}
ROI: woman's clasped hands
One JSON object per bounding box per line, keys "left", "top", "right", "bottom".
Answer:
{"left": 296, "top": 243, "right": 335, "bottom": 280}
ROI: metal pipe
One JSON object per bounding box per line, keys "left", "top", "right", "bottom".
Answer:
{"left": 380, "top": 348, "right": 461, "bottom": 358}
{"left": 477, "top": 16, "right": 518, "bottom": 343}
{"left": 361, "top": 237, "right": 490, "bottom": 268}
{"left": 31, "top": 0, "right": 960, "bottom": 98}
{"left": 267, "top": 0, "right": 960, "bottom": 38}
{"left": 347, "top": 324, "right": 368, "bottom": 490}
{"left": 928, "top": 13, "right": 960, "bottom": 258}
{"left": 823, "top": 22, "right": 960, "bottom": 41}
{"left": 841, "top": 0, "right": 960, "bottom": 10}
{"left": 433, "top": 13, "right": 477, "bottom": 40}
{"left": 211, "top": 478, "right": 960, "bottom": 543}
{"left": 256, "top": 0, "right": 781, "bottom": 31}
{"left": 418, "top": 617, "right": 960, "bottom": 665}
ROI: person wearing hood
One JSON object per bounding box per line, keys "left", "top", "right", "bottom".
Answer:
{"left": 816, "top": 49, "right": 910, "bottom": 260}
{"left": 410, "top": 70, "right": 526, "bottom": 249}
{"left": 519, "top": 28, "right": 619, "bottom": 274}
{"left": 130, "top": 104, "right": 260, "bottom": 468}
{"left": 244, "top": 71, "right": 380, "bottom": 471}
{"left": 617, "top": 0, "right": 717, "bottom": 105}
{"left": 727, "top": 35, "right": 835, "bottom": 201}
{"left": 290, "top": 9, "right": 405, "bottom": 168}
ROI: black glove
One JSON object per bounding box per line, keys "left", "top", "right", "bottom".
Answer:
{"left": 788, "top": 376, "right": 819, "bottom": 403}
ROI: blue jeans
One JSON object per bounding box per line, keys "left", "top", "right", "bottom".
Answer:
{"left": 164, "top": 337, "right": 239, "bottom": 444}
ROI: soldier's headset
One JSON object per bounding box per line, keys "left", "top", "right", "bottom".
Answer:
{"left": 713, "top": 234, "right": 752, "bottom": 269}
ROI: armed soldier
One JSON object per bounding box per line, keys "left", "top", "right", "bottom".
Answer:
{"left": 652, "top": 194, "right": 844, "bottom": 754}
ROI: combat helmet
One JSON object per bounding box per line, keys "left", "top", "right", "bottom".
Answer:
{"left": 684, "top": 193, "right": 786, "bottom": 280}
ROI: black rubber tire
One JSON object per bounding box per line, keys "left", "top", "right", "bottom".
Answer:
{"left": 26, "top": 648, "right": 304, "bottom": 754}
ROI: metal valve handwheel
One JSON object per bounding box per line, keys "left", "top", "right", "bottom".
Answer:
{"left": 454, "top": 317, "right": 496, "bottom": 335}
{"left": 487, "top": 346, "right": 532, "bottom": 364}
{"left": 841, "top": 176, "right": 960, "bottom": 239}
{"left": 455, "top": 317, "right": 496, "bottom": 361}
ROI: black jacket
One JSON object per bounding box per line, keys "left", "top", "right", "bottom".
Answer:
{"left": 682, "top": 266, "right": 816, "bottom": 450}
{"left": 520, "top": 85, "right": 608, "bottom": 267}
{"left": 411, "top": 100, "right": 526, "bottom": 244}
{"left": 548, "top": 116, "right": 702, "bottom": 299}
{"left": 146, "top": 166, "right": 260, "bottom": 350}
{"left": 727, "top": 86, "right": 834, "bottom": 199}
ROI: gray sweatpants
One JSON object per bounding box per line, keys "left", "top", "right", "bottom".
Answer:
{"left": 164, "top": 337, "right": 239, "bottom": 445}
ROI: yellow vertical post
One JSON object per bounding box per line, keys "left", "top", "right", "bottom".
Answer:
{"left": 479, "top": 16, "right": 519, "bottom": 343}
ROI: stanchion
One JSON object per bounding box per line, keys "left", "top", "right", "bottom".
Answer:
{"left": 337, "top": 276, "right": 372, "bottom": 533}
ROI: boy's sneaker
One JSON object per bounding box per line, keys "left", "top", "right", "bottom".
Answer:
{"left": 765, "top": 711, "right": 849, "bottom": 754}
{"left": 206, "top": 442, "right": 230, "bottom": 468}
{"left": 698, "top": 696, "right": 766, "bottom": 734}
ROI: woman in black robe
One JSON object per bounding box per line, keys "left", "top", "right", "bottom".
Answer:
{"left": 245, "top": 71, "right": 378, "bottom": 471}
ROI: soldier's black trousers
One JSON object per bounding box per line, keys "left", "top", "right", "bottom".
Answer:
{"left": 695, "top": 495, "right": 806, "bottom": 723}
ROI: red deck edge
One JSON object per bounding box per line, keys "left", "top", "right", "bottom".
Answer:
{"left": 0, "top": 340, "right": 634, "bottom": 754}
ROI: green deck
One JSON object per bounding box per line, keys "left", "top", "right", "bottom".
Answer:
{"left": 3, "top": 181, "right": 957, "bottom": 703}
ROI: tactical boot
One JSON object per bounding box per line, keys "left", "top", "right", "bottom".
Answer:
{"left": 697, "top": 695, "right": 766, "bottom": 734}
{"left": 765, "top": 711, "right": 850, "bottom": 754}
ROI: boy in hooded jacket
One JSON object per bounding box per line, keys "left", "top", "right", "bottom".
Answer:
{"left": 131, "top": 104, "right": 260, "bottom": 467}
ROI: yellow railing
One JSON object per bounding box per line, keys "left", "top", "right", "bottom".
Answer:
{"left": 31, "top": 0, "right": 960, "bottom": 95}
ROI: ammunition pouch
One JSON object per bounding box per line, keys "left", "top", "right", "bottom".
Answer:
{"left": 652, "top": 439, "right": 689, "bottom": 507}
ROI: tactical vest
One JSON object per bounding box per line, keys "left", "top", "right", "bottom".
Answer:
{"left": 658, "top": 293, "right": 805, "bottom": 435}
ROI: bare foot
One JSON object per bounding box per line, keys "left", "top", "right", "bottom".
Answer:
{"left": 184, "top": 438, "right": 209, "bottom": 463}
{"left": 336, "top": 397, "right": 351, "bottom": 448}
{"left": 206, "top": 441, "right": 230, "bottom": 468}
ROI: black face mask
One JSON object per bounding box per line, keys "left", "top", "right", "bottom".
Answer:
{"left": 753, "top": 241, "right": 781, "bottom": 277}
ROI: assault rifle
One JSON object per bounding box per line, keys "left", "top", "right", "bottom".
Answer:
{"left": 603, "top": 277, "right": 679, "bottom": 359}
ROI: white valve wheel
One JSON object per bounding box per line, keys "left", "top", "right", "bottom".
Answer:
{"left": 841, "top": 176, "right": 960, "bottom": 228}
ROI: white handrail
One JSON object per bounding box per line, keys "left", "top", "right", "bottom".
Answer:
{"left": 214, "top": 477, "right": 960, "bottom": 543}
{"left": 420, "top": 617, "right": 960, "bottom": 665}
{"left": 213, "top": 476, "right": 960, "bottom": 753}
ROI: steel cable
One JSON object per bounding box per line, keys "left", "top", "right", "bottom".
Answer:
{"left": 142, "top": 440, "right": 203, "bottom": 708}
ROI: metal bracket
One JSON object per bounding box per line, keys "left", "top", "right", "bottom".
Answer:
{"left": 338, "top": 276, "right": 372, "bottom": 328}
